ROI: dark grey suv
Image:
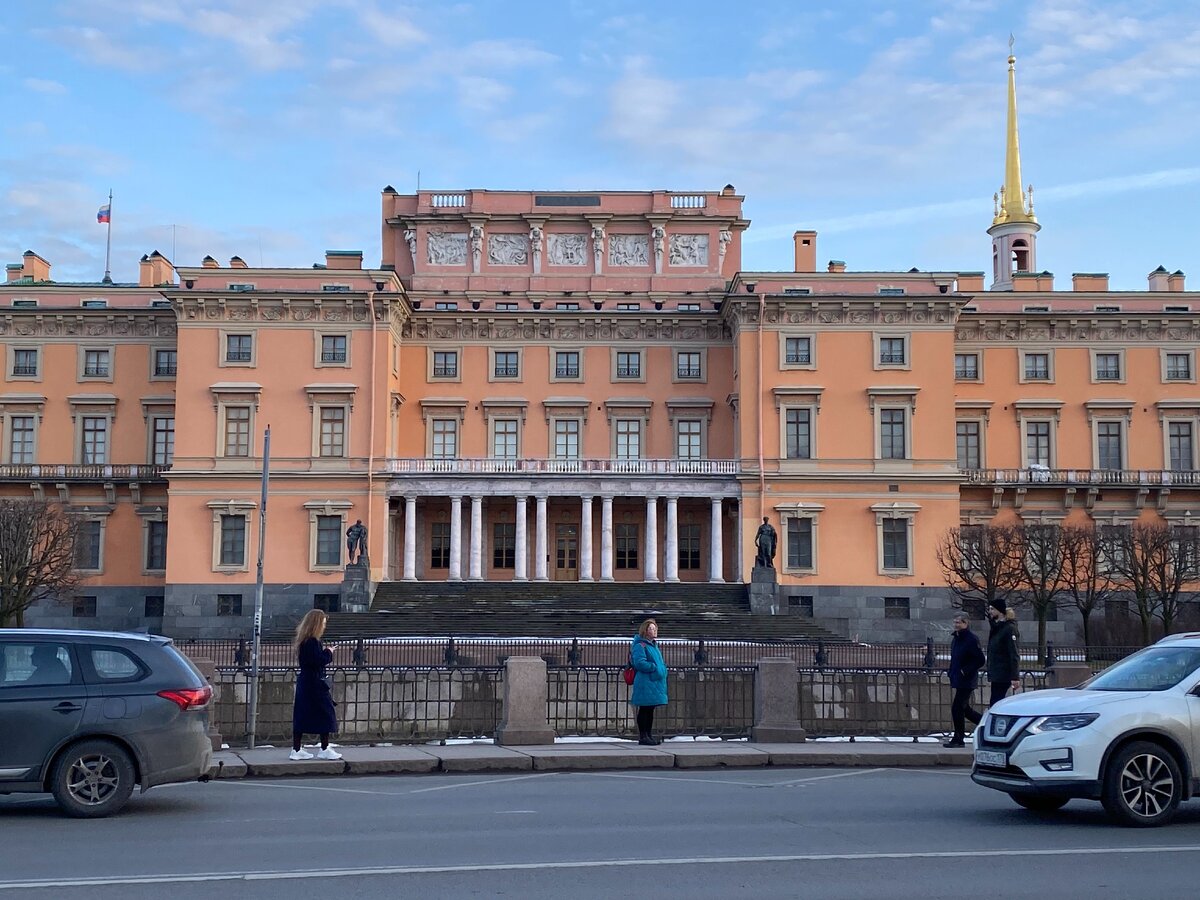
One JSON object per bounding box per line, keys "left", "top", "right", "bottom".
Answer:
{"left": 0, "top": 629, "right": 213, "bottom": 817}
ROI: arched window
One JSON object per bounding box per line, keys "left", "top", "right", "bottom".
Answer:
{"left": 1011, "top": 238, "right": 1030, "bottom": 273}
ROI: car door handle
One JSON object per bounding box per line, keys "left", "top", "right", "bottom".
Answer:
{"left": 53, "top": 702, "right": 83, "bottom": 714}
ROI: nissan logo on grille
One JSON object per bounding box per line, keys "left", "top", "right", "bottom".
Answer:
{"left": 991, "top": 716, "right": 1011, "bottom": 737}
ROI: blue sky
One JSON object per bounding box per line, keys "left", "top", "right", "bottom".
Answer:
{"left": 2, "top": 0, "right": 1198, "bottom": 288}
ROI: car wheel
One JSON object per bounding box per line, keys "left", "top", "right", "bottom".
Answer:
{"left": 50, "top": 739, "right": 136, "bottom": 819}
{"left": 1010, "top": 793, "right": 1068, "bottom": 812}
{"left": 1101, "top": 741, "right": 1182, "bottom": 828}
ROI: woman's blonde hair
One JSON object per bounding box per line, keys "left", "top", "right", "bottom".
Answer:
{"left": 294, "top": 608, "right": 328, "bottom": 651}
{"left": 637, "top": 618, "right": 658, "bottom": 638}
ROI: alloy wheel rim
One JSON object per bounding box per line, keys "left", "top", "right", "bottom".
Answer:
{"left": 1118, "top": 753, "right": 1174, "bottom": 818}
{"left": 66, "top": 753, "right": 120, "bottom": 806}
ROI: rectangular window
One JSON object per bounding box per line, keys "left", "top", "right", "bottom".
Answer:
{"left": 1024, "top": 353, "right": 1050, "bottom": 380}
{"left": 878, "top": 287, "right": 906, "bottom": 296}
{"left": 154, "top": 349, "right": 177, "bottom": 377}
{"left": 884, "top": 596, "right": 911, "bottom": 619}
{"left": 321, "top": 335, "right": 347, "bottom": 364}
{"left": 225, "top": 334, "right": 252, "bottom": 363}
{"left": 73, "top": 596, "right": 97, "bottom": 617}
{"left": 12, "top": 348, "right": 38, "bottom": 377}
{"left": 81, "top": 416, "right": 108, "bottom": 464}
{"left": 496, "top": 302, "right": 519, "bottom": 311}
{"left": 318, "top": 407, "right": 346, "bottom": 457}
{"left": 493, "top": 523, "right": 515, "bottom": 569}
{"left": 879, "top": 337, "right": 906, "bottom": 365}
{"left": 83, "top": 349, "right": 110, "bottom": 377}
{"left": 678, "top": 524, "right": 701, "bottom": 570}
{"left": 315, "top": 515, "right": 341, "bottom": 566}
{"left": 144, "top": 595, "right": 165, "bottom": 618}
{"left": 789, "top": 595, "right": 814, "bottom": 617}
{"left": 224, "top": 407, "right": 250, "bottom": 457}
{"left": 882, "top": 519, "right": 908, "bottom": 570}
{"left": 880, "top": 409, "right": 906, "bottom": 460}
{"left": 954, "top": 353, "right": 978, "bottom": 380}
{"left": 616, "top": 523, "right": 639, "bottom": 570}
{"left": 785, "top": 337, "right": 811, "bottom": 365}
{"left": 494, "top": 350, "right": 519, "bottom": 378}
{"left": 616, "top": 303, "right": 640, "bottom": 311}
{"left": 432, "top": 350, "right": 458, "bottom": 378}
{"left": 555, "top": 302, "right": 580, "bottom": 311}
{"left": 1169, "top": 422, "right": 1194, "bottom": 471}
{"left": 787, "top": 518, "right": 813, "bottom": 569}
{"left": 492, "top": 419, "right": 518, "bottom": 459}
{"left": 81, "top": 299, "right": 108, "bottom": 308}
{"left": 676, "top": 420, "right": 702, "bottom": 460}
{"left": 956, "top": 421, "right": 981, "bottom": 469}
{"left": 1097, "top": 421, "right": 1123, "bottom": 470}
{"left": 152, "top": 416, "right": 175, "bottom": 465}
{"left": 314, "top": 593, "right": 340, "bottom": 612}
{"left": 1166, "top": 353, "right": 1192, "bottom": 381}
{"left": 785, "top": 409, "right": 811, "bottom": 460}
{"left": 555, "top": 351, "right": 580, "bottom": 379}
{"left": 616, "top": 351, "right": 641, "bottom": 379}
{"left": 1095, "top": 352, "right": 1121, "bottom": 381}
{"left": 678, "top": 303, "right": 701, "bottom": 312}
{"left": 430, "top": 522, "right": 450, "bottom": 569}
{"left": 145, "top": 520, "right": 167, "bottom": 570}
{"left": 615, "top": 419, "right": 641, "bottom": 460}
{"left": 554, "top": 419, "right": 580, "bottom": 460}
{"left": 9, "top": 415, "right": 34, "bottom": 464}
{"left": 434, "top": 302, "right": 458, "bottom": 311}
{"left": 1026, "top": 421, "right": 1051, "bottom": 467}
{"left": 676, "top": 351, "right": 702, "bottom": 379}
{"left": 74, "top": 520, "right": 101, "bottom": 570}
{"left": 431, "top": 419, "right": 458, "bottom": 459}
{"left": 217, "top": 594, "right": 243, "bottom": 616}
{"left": 219, "top": 515, "right": 246, "bottom": 567}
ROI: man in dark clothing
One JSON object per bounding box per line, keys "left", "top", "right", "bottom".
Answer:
{"left": 986, "top": 598, "right": 1022, "bottom": 707}
{"left": 944, "top": 613, "right": 985, "bottom": 747}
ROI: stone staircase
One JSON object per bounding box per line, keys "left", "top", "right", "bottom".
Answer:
{"left": 314, "top": 581, "right": 844, "bottom": 642}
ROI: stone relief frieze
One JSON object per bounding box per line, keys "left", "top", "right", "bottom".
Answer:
{"left": 668, "top": 233, "right": 709, "bottom": 267}
{"left": 427, "top": 231, "right": 468, "bottom": 266}
{"left": 546, "top": 233, "right": 587, "bottom": 266}
{"left": 608, "top": 234, "right": 649, "bottom": 267}
{"left": 487, "top": 234, "right": 529, "bottom": 266}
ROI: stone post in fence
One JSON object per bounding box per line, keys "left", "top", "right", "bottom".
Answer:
{"left": 751, "top": 657, "right": 806, "bottom": 742}
{"left": 496, "top": 656, "right": 556, "bottom": 746}
{"left": 1047, "top": 662, "right": 1092, "bottom": 689}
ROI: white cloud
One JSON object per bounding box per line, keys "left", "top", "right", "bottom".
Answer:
{"left": 357, "top": 5, "right": 428, "bottom": 47}
{"left": 23, "top": 77, "right": 67, "bottom": 95}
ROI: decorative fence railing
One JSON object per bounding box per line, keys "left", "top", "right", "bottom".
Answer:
{"left": 381, "top": 457, "right": 741, "bottom": 476}
{"left": 962, "top": 467, "right": 1200, "bottom": 487}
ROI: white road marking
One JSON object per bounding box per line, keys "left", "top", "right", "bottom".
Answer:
{"left": 405, "top": 773, "right": 556, "bottom": 794}
{"left": 4, "top": 846, "right": 1200, "bottom": 889}
{"left": 210, "top": 781, "right": 398, "bottom": 797}
{"left": 578, "top": 772, "right": 773, "bottom": 787}
{"left": 495, "top": 810, "right": 537, "bottom": 814}
{"left": 768, "top": 768, "right": 888, "bottom": 786}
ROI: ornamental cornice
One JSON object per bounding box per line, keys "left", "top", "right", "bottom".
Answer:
{"left": 723, "top": 297, "right": 958, "bottom": 330}
{"left": 954, "top": 316, "right": 1200, "bottom": 344}
{"left": 0, "top": 312, "right": 176, "bottom": 338}
{"left": 400, "top": 316, "right": 729, "bottom": 344}
{"left": 168, "top": 295, "right": 402, "bottom": 327}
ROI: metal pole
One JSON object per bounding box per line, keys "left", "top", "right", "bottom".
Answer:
{"left": 246, "top": 425, "right": 271, "bottom": 749}
{"left": 102, "top": 189, "right": 113, "bottom": 284}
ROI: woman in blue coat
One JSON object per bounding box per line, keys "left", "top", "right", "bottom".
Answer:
{"left": 630, "top": 618, "right": 668, "bottom": 745}
{"left": 290, "top": 609, "right": 341, "bottom": 761}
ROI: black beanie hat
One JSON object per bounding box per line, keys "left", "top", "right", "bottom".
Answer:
{"left": 989, "top": 597, "right": 1006, "bottom": 614}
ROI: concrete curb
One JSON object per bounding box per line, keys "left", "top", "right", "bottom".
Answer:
{"left": 208, "top": 742, "right": 973, "bottom": 781}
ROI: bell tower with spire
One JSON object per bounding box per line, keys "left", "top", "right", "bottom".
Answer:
{"left": 988, "top": 39, "right": 1039, "bottom": 291}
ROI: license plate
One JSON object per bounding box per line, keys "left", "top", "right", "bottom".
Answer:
{"left": 975, "top": 749, "right": 1006, "bottom": 767}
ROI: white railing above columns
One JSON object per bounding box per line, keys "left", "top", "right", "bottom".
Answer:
{"left": 383, "top": 458, "right": 740, "bottom": 476}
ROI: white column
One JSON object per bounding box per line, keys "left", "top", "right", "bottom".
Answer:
{"left": 468, "top": 495, "right": 483, "bottom": 581}
{"left": 580, "top": 496, "right": 594, "bottom": 582}
{"left": 709, "top": 497, "right": 725, "bottom": 583}
{"left": 600, "top": 495, "right": 614, "bottom": 582}
{"left": 449, "top": 496, "right": 463, "bottom": 581}
{"left": 515, "top": 496, "right": 528, "bottom": 581}
{"left": 664, "top": 496, "right": 679, "bottom": 583}
{"left": 403, "top": 496, "right": 417, "bottom": 581}
{"left": 534, "top": 495, "right": 549, "bottom": 581}
{"left": 644, "top": 496, "right": 658, "bottom": 583}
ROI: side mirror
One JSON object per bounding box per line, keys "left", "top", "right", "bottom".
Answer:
{"left": 1189, "top": 683, "right": 1200, "bottom": 697}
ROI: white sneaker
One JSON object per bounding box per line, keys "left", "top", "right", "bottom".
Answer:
{"left": 317, "top": 747, "right": 343, "bottom": 760}
{"left": 289, "top": 748, "right": 314, "bottom": 760}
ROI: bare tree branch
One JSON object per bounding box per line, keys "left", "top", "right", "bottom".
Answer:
{"left": 0, "top": 500, "right": 82, "bottom": 627}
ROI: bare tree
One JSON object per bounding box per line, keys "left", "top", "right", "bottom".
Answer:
{"left": 1099, "top": 522, "right": 1164, "bottom": 646}
{"left": 1012, "top": 522, "right": 1069, "bottom": 664}
{"left": 936, "top": 523, "right": 1022, "bottom": 616}
{"left": 1059, "top": 524, "right": 1114, "bottom": 654}
{"left": 1150, "top": 523, "right": 1200, "bottom": 635}
{"left": 0, "top": 499, "right": 82, "bottom": 627}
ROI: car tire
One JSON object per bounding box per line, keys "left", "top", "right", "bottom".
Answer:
{"left": 1010, "top": 793, "right": 1068, "bottom": 812}
{"left": 1101, "top": 741, "right": 1182, "bottom": 828}
{"left": 50, "top": 739, "right": 136, "bottom": 819}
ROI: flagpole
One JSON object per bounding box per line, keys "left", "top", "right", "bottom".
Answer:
{"left": 102, "top": 189, "right": 113, "bottom": 284}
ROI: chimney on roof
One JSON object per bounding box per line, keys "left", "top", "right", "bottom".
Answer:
{"left": 956, "top": 273, "right": 985, "bottom": 292}
{"left": 1072, "top": 273, "right": 1109, "bottom": 292}
{"left": 5, "top": 263, "right": 23, "bottom": 283}
{"left": 1169, "top": 271, "right": 1186, "bottom": 292}
{"left": 827, "top": 259, "right": 846, "bottom": 273}
{"left": 20, "top": 251, "right": 50, "bottom": 282}
{"left": 793, "top": 231, "right": 816, "bottom": 273}
{"left": 139, "top": 250, "right": 175, "bottom": 287}
{"left": 202, "top": 255, "right": 219, "bottom": 268}
{"left": 325, "top": 250, "right": 364, "bottom": 270}
{"left": 1149, "top": 265, "right": 1170, "bottom": 291}
{"left": 229, "top": 256, "right": 248, "bottom": 268}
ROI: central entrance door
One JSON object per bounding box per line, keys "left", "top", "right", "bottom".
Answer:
{"left": 555, "top": 524, "right": 579, "bottom": 581}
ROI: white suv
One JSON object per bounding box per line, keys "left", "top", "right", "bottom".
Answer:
{"left": 972, "top": 634, "right": 1200, "bottom": 826}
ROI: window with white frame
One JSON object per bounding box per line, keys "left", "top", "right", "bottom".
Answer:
{"left": 223, "top": 406, "right": 251, "bottom": 457}
{"left": 1168, "top": 421, "right": 1195, "bottom": 471}
{"left": 615, "top": 350, "right": 641, "bottom": 379}
{"left": 878, "top": 336, "right": 907, "bottom": 366}
{"left": 1093, "top": 351, "right": 1122, "bottom": 382}
{"left": 318, "top": 406, "right": 346, "bottom": 457}
{"left": 219, "top": 514, "right": 247, "bottom": 567}
{"left": 787, "top": 518, "right": 814, "bottom": 570}
{"left": 1165, "top": 352, "right": 1193, "bottom": 382}
{"left": 80, "top": 416, "right": 108, "bottom": 464}
{"left": 880, "top": 409, "right": 907, "bottom": 460}
{"left": 320, "top": 334, "right": 347, "bottom": 365}
{"left": 554, "top": 350, "right": 580, "bottom": 380}
{"left": 676, "top": 419, "right": 702, "bottom": 460}
{"left": 785, "top": 408, "right": 811, "bottom": 459}
{"left": 225, "top": 333, "right": 253, "bottom": 364}
{"left": 154, "top": 348, "right": 177, "bottom": 377}
{"left": 615, "top": 419, "right": 641, "bottom": 460}
{"left": 315, "top": 515, "right": 342, "bottom": 567}
{"left": 881, "top": 518, "right": 909, "bottom": 571}
{"left": 956, "top": 421, "right": 981, "bottom": 469}
{"left": 1096, "top": 420, "right": 1124, "bottom": 470}
{"left": 493, "top": 350, "right": 520, "bottom": 379}
{"left": 145, "top": 520, "right": 167, "bottom": 571}
{"left": 8, "top": 415, "right": 35, "bottom": 464}
{"left": 492, "top": 418, "right": 518, "bottom": 459}
{"left": 74, "top": 519, "right": 103, "bottom": 571}
{"left": 784, "top": 336, "right": 812, "bottom": 366}
{"left": 11, "top": 347, "right": 39, "bottom": 378}
{"left": 82, "top": 348, "right": 110, "bottom": 379}
{"left": 675, "top": 350, "right": 703, "bottom": 380}
{"left": 1025, "top": 420, "right": 1053, "bottom": 468}
{"left": 431, "top": 418, "right": 458, "bottom": 459}
{"left": 554, "top": 419, "right": 580, "bottom": 460}
{"left": 954, "top": 352, "right": 979, "bottom": 380}
{"left": 152, "top": 416, "right": 175, "bottom": 465}
{"left": 432, "top": 350, "right": 458, "bottom": 379}
{"left": 1023, "top": 351, "right": 1051, "bottom": 381}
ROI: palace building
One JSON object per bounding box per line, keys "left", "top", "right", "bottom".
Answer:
{"left": 3, "top": 54, "right": 1195, "bottom": 641}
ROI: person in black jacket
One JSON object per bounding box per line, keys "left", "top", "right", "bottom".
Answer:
{"left": 944, "top": 613, "right": 985, "bottom": 747}
{"left": 985, "top": 598, "right": 1021, "bottom": 706}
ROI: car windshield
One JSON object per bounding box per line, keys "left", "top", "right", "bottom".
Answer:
{"left": 1085, "top": 646, "right": 1200, "bottom": 692}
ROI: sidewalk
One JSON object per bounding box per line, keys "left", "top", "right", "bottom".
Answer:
{"left": 208, "top": 741, "right": 973, "bottom": 780}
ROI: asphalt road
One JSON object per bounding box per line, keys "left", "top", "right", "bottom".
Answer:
{"left": 3, "top": 768, "right": 1200, "bottom": 899}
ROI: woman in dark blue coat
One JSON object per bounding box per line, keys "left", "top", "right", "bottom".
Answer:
{"left": 290, "top": 609, "right": 341, "bottom": 760}
{"left": 629, "top": 618, "right": 668, "bottom": 745}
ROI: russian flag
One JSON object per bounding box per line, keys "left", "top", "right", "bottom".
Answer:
{"left": 96, "top": 204, "right": 111, "bottom": 224}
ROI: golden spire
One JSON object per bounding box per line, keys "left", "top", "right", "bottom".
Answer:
{"left": 993, "top": 38, "right": 1036, "bottom": 226}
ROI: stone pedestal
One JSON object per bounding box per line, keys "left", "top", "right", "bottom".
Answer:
{"left": 496, "top": 657, "right": 556, "bottom": 746}
{"left": 341, "top": 561, "right": 371, "bottom": 613}
{"left": 1048, "top": 663, "right": 1092, "bottom": 689}
{"left": 751, "top": 657, "right": 807, "bottom": 743}
{"left": 748, "top": 565, "right": 780, "bottom": 615}
{"left": 187, "top": 657, "right": 224, "bottom": 752}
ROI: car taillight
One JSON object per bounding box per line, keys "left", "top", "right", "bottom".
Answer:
{"left": 157, "top": 685, "right": 212, "bottom": 710}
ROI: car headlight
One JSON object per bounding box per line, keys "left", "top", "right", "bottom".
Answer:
{"left": 1026, "top": 713, "right": 1099, "bottom": 734}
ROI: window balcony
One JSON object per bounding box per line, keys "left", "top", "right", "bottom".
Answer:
{"left": 0, "top": 463, "right": 170, "bottom": 482}
{"left": 321, "top": 351, "right": 347, "bottom": 363}
{"left": 960, "top": 468, "right": 1200, "bottom": 487}
{"left": 383, "top": 457, "right": 741, "bottom": 476}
